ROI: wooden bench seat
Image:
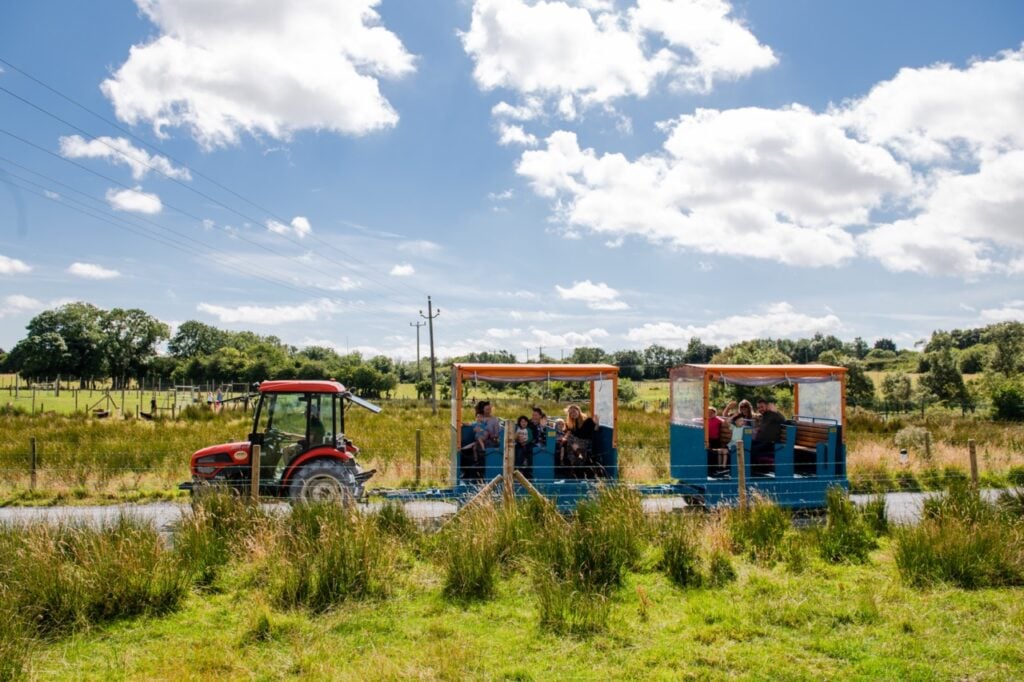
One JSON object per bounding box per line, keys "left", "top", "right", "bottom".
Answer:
{"left": 794, "top": 421, "right": 832, "bottom": 452}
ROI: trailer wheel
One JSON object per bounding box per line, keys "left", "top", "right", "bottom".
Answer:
{"left": 289, "top": 460, "right": 358, "bottom": 505}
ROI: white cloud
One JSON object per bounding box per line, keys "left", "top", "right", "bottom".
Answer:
{"left": 626, "top": 302, "right": 843, "bottom": 346}
{"left": 197, "top": 298, "right": 344, "bottom": 325}
{"left": 390, "top": 263, "right": 415, "bottom": 276}
{"left": 59, "top": 135, "right": 191, "bottom": 180}
{"left": 0, "top": 255, "right": 32, "bottom": 275}
{"left": 520, "top": 111, "right": 908, "bottom": 266}
{"left": 840, "top": 48, "right": 1024, "bottom": 164}
{"left": 0, "top": 294, "right": 43, "bottom": 318}
{"left": 44, "top": 190, "right": 60, "bottom": 200}
{"left": 518, "top": 48, "right": 1024, "bottom": 276}
{"left": 266, "top": 216, "right": 312, "bottom": 239}
{"left": 105, "top": 186, "right": 163, "bottom": 214}
{"left": 397, "top": 239, "right": 442, "bottom": 254}
{"left": 980, "top": 303, "right": 1024, "bottom": 323}
{"left": 488, "top": 189, "right": 514, "bottom": 201}
{"left": 67, "top": 262, "right": 121, "bottom": 280}
{"left": 555, "top": 279, "right": 628, "bottom": 310}
{"left": 463, "top": 0, "right": 775, "bottom": 121}
{"left": 102, "top": 0, "right": 416, "bottom": 149}
{"left": 491, "top": 98, "right": 543, "bottom": 121}
{"left": 497, "top": 122, "right": 538, "bottom": 147}
{"left": 528, "top": 327, "right": 610, "bottom": 348}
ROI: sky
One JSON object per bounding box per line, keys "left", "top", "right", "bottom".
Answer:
{"left": 1, "top": 0, "right": 1023, "bottom": 360}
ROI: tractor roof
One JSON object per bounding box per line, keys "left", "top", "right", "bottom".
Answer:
{"left": 259, "top": 380, "right": 348, "bottom": 394}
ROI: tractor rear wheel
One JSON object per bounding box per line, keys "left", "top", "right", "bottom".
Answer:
{"left": 289, "top": 459, "right": 357, "bottom": 505}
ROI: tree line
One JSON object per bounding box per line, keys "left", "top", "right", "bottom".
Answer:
{"left": 0, "top": 303, "right": 1021, "bottom": 418}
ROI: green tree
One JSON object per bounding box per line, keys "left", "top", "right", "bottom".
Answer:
{"left": 569, "top": 347, "right": 608, "bottom": 364}
{"left": 982, "top": 321, "right": 1024, "bottom": 376}
{"left": 7, "top": 303, "right": 106, "bottom": 384}
{"left": 611, "top": 349, "right": 644, "bottom": 380}
{"left": 101, "top": 309, "right": 170, "bottom": 389}
{"left": 683, "top": 337, "right": 719, "bottom": 364}
{"left": 881, "top": 372, "right": 913, "bottom": 407}
{"left": 919, "top": 343, "right": 968, "bottom": 407}
{"left": 873, "top": 338, "right": 897, "bottom": 353}
{"left": 167, "top": 320, "right": 228, "bottom": 359}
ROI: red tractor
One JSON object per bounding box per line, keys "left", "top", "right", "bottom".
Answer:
{"left": 183, "top": 380, "right": 380, "bottom": 502}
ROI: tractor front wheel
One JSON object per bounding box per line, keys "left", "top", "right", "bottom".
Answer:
{"left": 288, "top": 460, "right": 357, "bottom": 505}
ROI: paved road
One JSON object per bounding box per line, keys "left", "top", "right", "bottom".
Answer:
{"left": 0, "top": 489, "right": 1009, "bottom": 533}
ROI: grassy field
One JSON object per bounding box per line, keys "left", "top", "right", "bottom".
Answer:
{"left": 8, "top": 488, "right": 1023, "bottom": 681}
{"left": 1, "top": 379, "right": 1023, "bottom": 505}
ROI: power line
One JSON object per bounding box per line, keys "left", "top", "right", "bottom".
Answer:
{"left": 0, "top": 59, "right": 425, "bottom": 301}
{"left": 0, "top": 126, "right": 407, "bottom": 302}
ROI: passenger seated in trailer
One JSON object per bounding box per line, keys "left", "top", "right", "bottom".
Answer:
{"left": 707, "top": 406, "right": 729, "bottom": 477}
{"left": 752, "top": 397, "right": 785, "bottom": 476}
{"left": 460, "top": 400, "right": 498, "bottom": 481}
{"left": 514, "top": 415, "right": 534, "bottom": 479}
{"left": 530, "top": 406, "right": 548, "bottom": 448}
{"left": 560, "top": 404, "right": 603, "bottom": 479}
{"left": 553, "top": 417, "right": 567, "bottom": 470}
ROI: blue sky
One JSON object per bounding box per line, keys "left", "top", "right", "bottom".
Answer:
{"left": 1, "top": 0, "right": 1023, "bottom": 359}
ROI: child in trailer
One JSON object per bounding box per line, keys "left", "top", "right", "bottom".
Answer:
{"left": 514, "top": 415, "right": 534, "bottom": 479}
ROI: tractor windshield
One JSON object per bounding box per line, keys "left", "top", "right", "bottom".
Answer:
{"left": 254, "top": 393, "right": 308, "bottom": 480}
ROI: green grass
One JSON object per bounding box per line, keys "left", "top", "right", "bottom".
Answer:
{"left": 21, "top": 537, "right": 1024, "bottom": 680}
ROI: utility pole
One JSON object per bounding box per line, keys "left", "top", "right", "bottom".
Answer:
{"left": 538, "top": 346, "right": 543, "bottom": 362}
{"left": 409, "top": 321, "right": 426, "bottom": 381}
{"left": 420, "top": 297, "right": 441, "bottom": 415}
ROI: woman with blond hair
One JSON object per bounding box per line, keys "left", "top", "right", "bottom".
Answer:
{"left": 560, "top": 404, "right": 600, "bottom": 478}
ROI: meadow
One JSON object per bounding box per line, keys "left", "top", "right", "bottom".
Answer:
{"left": 2, "top": 487, "right": 1022, "bottom": 680}
{"left": 1, "top": 381, "right": 1023, "bottom": 505}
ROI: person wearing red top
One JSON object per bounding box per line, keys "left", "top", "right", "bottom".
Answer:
{"left": 707, "top": 406, "right": 728, "bottom": 476}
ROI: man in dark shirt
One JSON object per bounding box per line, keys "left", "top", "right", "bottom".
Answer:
{"left": 752, "top": 397, "right": 785, "bottom": 474}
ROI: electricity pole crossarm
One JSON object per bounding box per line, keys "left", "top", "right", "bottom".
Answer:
{"left": 419, "top": 297, "right": 441, "bottom": 415}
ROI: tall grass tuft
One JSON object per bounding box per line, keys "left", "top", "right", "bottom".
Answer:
{"left": 173, "top": 487, "right": 267, "bottom": 585}
{"left": 862, "top": 495, "right": 889, "bottom": 536}
{"left": 817, "top": 487, "right": 877, "bottom": 564}
{"left": 895, "top": 482, "right": 1024, "bottom": 588}
{"left": 0, "top": 516, "right": 187, "bottom": 638}
{"left": 658, "top": 514, "right": 704, "bottom": 588}
{"left": 528, "top": 486, "right": 647, "bottom": 634}
{"left": 0, "top": 599, "right": 31, "bottom": 682}
{"left": 268, "top": 503, "right": 395, "bottom": 611}
{"left": 437, "top": 502, "right": 505, "bottom": 601}
{"left": 375, "top": 501, "right": 420, "bottom": 543}
{"left": 726, "top": 493, "right": 789, "bottom": 564}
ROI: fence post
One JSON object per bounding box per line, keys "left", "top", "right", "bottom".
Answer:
{"left": 503, "top": 420, "right": 514, "bottom": 507}
{"left": 968, "top": 439, "right": 978, "bottom": 487}
{"left": 736, "top": 440, "right": 747, "bottom": 511}
{"left": 415, "top": 429, "right": 422, "bottom": 487}
{"left": 924, "top": 431, "right": 932, "bottom": 461}
{"left": 30, "top": 437, "right": 37, "bottom": 491}
{"left": 251, "top": 444, "right": 261, "bottom": 501}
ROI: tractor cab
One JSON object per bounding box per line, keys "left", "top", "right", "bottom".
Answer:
{"left": 186, "top": 379, "right": 381, "bottom": 502}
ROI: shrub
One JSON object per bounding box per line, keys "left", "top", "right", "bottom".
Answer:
{"left": 727, "top": 494, "right": 789, "bottom": 564}
{"left": 1008, "top": 466, "right": 1024, "bottom": 488}
{"left": 818, "top": 487, "right": 877, "bottom": 564}
{"left": 269, "top": 503, "right": 394, "bottom": 611}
